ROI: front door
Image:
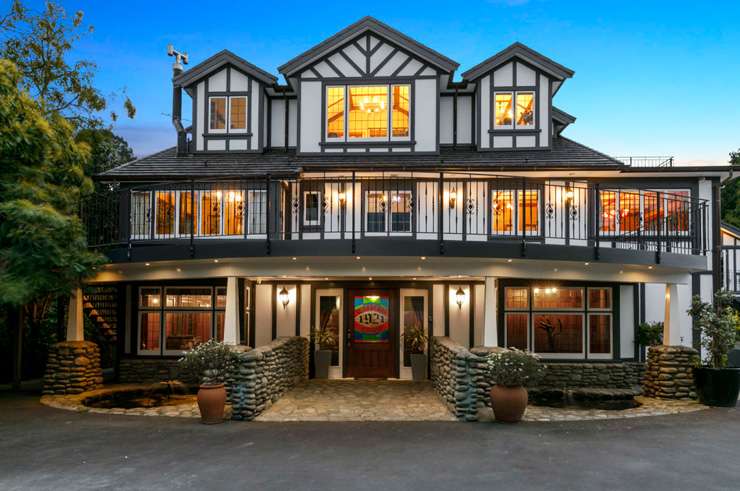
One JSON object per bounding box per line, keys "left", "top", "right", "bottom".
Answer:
{"left": 345, "top": 289, "right": 397, "bottom": 378}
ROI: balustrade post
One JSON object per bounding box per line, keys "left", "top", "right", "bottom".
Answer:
{"left": 266, "top": 174, "right": 271, "bottom": 255}
{"left": 351, "top": 171, "right": 356, "bottom": 254}
{"left": 656, "top": 191, "right": 662, "bottom": 264}
{"left": 126, "top": 188, "right": 132, "bottom": 260}
{"left": 520, "top": 177, "right": 526, "bottom": 257}
{"left": 593, "top": 183, "right": 600, "bottom": 260}
{"left": 438, "top": 172, "right": 444, "bottom": 255}
{"left": 189, "top": 180, "right": 195, "bottom": 258}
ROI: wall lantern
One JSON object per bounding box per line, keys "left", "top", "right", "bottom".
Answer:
{"left": 449, "top": 187, "right": 457, "bottom": 209}
{"left": 279, "top": 287, "right": 290, "bottom": 310}
{"left": 565, "top": 187, "right": 574, "bottom": 204}
{"left": 455, "top": 287, "right": 465, "bottom": 310}
{"left": 338, "top": 192, "right": 346, "bottom": 207}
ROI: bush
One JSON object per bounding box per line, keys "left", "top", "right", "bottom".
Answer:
{"left": 688, "top": 290, "right": 739, "bottom": 368}
{"left": 487, "top": 349, "right": 544, "bottom": 387}
{"left": 637, "top": 321, "right": 663, "bottom": 347}
{"left": 178, "top": 339, "right": 236, "bottom": 385}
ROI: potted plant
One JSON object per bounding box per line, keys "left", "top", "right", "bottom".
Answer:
{"left": 402, "top": 323, "right": 428, "bottom": 381}
{"left": 487, "top": 349, "right": 544, "bottom": 422}
{"left": 311, "top": 326, "right": 337, "bottom": 379}
{"left": 178, "top": 339, "right": 235, "bottom": 424}
{"left": 688, "top": 290, "right": 740, "bottom": 407}
{"left": 637, "top": 321, "right": 663, "bottom": 361}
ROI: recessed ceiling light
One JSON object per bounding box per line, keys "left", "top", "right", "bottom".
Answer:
{"left": 648, "top": 265, "right": 654, "bottom": 270}
{"left": 291, "top": 257, "right": 297, "bottom": 261}
{"left": 355, "top": 256, "right": 361, "bottom": 260}
{"left": 324, "top": 277, "right": 329, "bottom": 281}
{"left": 584, "top": 262, "right": 590, "bottom": 266}
{"left": 507, "top": 259, "right": 513, "bottom": 263}
{"left": 619, "top": 270, "right": 624, "bottom": 274}
{"left": 281, "top": 275, "right": 287, "bottom": 278}
{"left": 412, "top": 277, "right": 417, "bottom": 280}
{"left": 553, "top": 268, "right": 558, "bottom": 272}
{"left": 145, "top": 262, "right": 151, "bottom": 267}
{"left": 368, "top": 277, "right": 373, "bottom": 281}
{"left": 176, "top": 268, "right": 182, "bottom": 272}
{"left": 420, "top": 256, "right": 427, "bottom": 261}
{"left": 213, "top": 259, "right": 219, "bottom": 263}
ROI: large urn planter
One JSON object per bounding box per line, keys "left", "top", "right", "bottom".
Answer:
{"left": 197, "top": 383, "right": 227, "bottom": 424}
{"left": 314, "top": 349, "right": 333, "bottom": 379}
{"left": 490, "top": 385, "right": 529, "bottom": 422}
{"left": 410, "top": 353, "right": 427, "bottom": 381}
{"left": 693, "top": 367, "right": 740, "bottom": 407}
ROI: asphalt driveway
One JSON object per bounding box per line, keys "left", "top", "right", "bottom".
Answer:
{"left": 0, "top": 392, "right": 737, "bottom": 490}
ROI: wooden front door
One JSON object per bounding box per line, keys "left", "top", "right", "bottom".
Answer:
{"left": 345, "top": 289, "right": 397, "bottom": 378}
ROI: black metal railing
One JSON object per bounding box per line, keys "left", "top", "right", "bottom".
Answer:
{"left": 721, "top": 246, "right": 740, "bottom": 294}
{"left": 615, "top": 156, "right": 674, "bottom": 168}
{"left": 82, "top": 173, "right": 709, "bottom": 258}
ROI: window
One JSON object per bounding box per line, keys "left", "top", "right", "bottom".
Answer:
{"left": 209, "top": 96, "right": 247, "bottom": 133}
{"left": 179, "top": 191, "right": 194, "bottom": 236}
{"left": 390, "top": 191, "right": 412, "bottom": 232}
{"left": 502, "top": 284, "right": 614, "bottom": 359}
{"left": 494, "top": 92, "right": 535, "bottom": 129}
{"left": 209, "top": 97, "right": 226, "bottom": 131}
{"left": 229, "top": 96, "right": 247, "bottom": 130}
{"left": 326, "top": 84, "right": 411, "bottom": 142}
{"left": 599, "top": 189, "right": 691, "bottom": 235}
{"left": 402, "top": 296, "right": 425, "bottom": 366}
{"left": 366, "top": 191, "right": 386, "bottom": 233}
{"left": 223, "top": 190, "right": 244, "bottom": 236}
{"left": 137, "top": 286, "right": 225, "bottom": 355}
{"left": 365, "top": 190, "right": 412, "bottom": 234}
{"left": 155, "top": 191, "right": 175, "bottom": 236}
{"left": 318, "top": 295, "right": 341, "bottom": 366}
{"left": 200, "top": 191, "right": 221, "bottom": 236}
{"left": 304, "top": 191, "right": 321, "bottom": 226}
{"left": 246, "top": 190, "right": 267, "bottom": 235}
{"left": 131, "top": 191, "right": 151, "bottom": 238}
{"left": 491, "top": 188, "right": 540, "bottom": 235}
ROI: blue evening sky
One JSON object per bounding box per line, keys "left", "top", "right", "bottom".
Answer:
{"left": 18, "top": 0, "right": 740, "bottom": 163}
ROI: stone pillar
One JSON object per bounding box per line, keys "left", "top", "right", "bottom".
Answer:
{"left": 223, "top": 277, "right": 239, "bottom": 345}
{"left": 66, "top": 287, "right": 84, "bottom": 342}
{"left": 482, "top": 277, "right": 498, "bottom": 347}
{"left": 43, "top": 341, "right": 103, "bottom": 395}
{"left": 642, "top": 345, "right": 699, "bottom": 400}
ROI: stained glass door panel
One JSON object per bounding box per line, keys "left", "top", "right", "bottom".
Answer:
{"left": 345, "top": 290, "right": 397, "bottom": 378}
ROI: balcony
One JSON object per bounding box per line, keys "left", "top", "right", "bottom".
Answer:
{"left": 614, "top": 156, "right": 674, "bottom": 168}
{"left": 82, "top": 173, "right": 709, "bottom": 267}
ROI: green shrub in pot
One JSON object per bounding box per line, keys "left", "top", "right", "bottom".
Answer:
{"left": 486, "top": 349, "right": 544, "bottom": 422}
{"left": 178, "top": 339, "right": 236, "bottom": 424}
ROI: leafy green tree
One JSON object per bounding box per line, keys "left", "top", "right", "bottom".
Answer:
{"left": 76, "top": 128, "right": 134, "bottom": 177}
{"left": 721, "top": 150, "right": 740, "bottom": 228}
{"left": 0, "top": 59, "right": 102, "bottom": 387}
{"left": 0, "top": 0, "right": 135, "bottom": 128}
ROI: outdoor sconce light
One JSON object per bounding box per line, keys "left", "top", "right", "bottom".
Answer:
{"left": 565, "top": 187, "right": 574, "bottom": 204}
{"left": 279, "top": 287, "right": 290, "bottom": 310}
{"left": 449, "top": 187, "right": 457, "bottom": 209}
{"left": 455, "top": 287, "right": 465, "bottom": 310}
{"left": 338, "top": 192, "right": 346, "bottom": 207}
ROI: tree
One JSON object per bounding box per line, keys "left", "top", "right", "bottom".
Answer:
{"left": 0, "top": 59, "right": 102, "bottom": 387}
{"left": 721, "top": 150, "right": 740, "bottom": 228}
{"left": 0, "top": 0, "right": 135, "bottom": 128}
{"left": 76, "top": 128, "right": 134, "bottom": 177}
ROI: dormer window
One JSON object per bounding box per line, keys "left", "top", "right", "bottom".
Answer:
{"left": 209, "top": 96, "right": 248, "bottom": 134}
{"left": 494, "top": 91, "right": 535, "bottom": 129}
{"left": 326, "top": 84, "right": 411, "bottom": 142}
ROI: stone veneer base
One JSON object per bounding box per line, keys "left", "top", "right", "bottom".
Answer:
{"left": 43, "top": 341, "right": 103, "bottom": 395}
{"left": 642, "top": 345, "right": 699, "bottom": 400}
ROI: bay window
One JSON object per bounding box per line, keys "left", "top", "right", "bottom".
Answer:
{"left": 326, "top": 84, "right": 411, "bottom": 142}
{"left": 494, "top": 91, "right": 535, "bottom": 129}
{"left": 502, "top": 283, "right": 614, "bottom": 359}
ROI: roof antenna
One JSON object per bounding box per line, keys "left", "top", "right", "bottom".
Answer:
{"left": 167, "top": 44, "right": 189, "bottom": 75}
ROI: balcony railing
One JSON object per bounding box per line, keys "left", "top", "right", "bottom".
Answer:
{"left": 82, "top": 173, "right": 709, "bottom": 258}
{"left": 721, "top": 246, "right": 740, "bottom": 294}
{"left": 615, "top": 156, "right": 674, "bottom": 168}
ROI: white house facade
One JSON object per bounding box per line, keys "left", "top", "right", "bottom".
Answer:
{"left": 77, "top": 17, "right": 734, "bottom": 383}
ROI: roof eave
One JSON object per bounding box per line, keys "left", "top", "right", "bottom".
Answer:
{"left": 461, "top": 42, "right": 574, "bottom": 82}
{"left": 174, "top": 50, "right": 278, "bottom": 88}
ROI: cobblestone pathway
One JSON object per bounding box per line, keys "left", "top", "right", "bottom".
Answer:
{"left": 256, "top": 380, "right": 456, "bottom": 422}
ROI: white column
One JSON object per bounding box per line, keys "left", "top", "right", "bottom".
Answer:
{"left": 223, "top": 277, "right": 239, "bottom": 345}
{"left": 483, "top": 277, "right": 498, "bottom": 347}
{"left": 66, "top": 287, "right": 85, "bottom": 341}
{"left": 664, "top": 283, "right": 681, "bottom": 346}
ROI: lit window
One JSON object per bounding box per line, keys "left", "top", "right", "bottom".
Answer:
{"left": 518, "top": 190, "right": 539, "bottom": 234}
{"left": 349, "top": 86, "right": 388, "bottom": 139}
{"left": 229, "top": 96, "right": 247, "bottom": 130}
{"left": 666, "top": 190, "right": 690, "bottom": 233}
{"left": 390, "top": 191, "right": 412, "bottom": 232}
{"left": 209, "top": 97, "right": 226, "bottom": 131}
{"left": 532, "top": 287, "right": 584, "bottom": 310}
{"left": 155, "top": 191, "right": 175, "bottom": 236}
{"left": 504, "top": 287, "right": 529, "bottom": 310}
{"left": 391, "top": 84, "right": 410, "bottom": 137}
{"left": 494, "top": 92, "right": 513, "bottom": 127}
{"left": 589, "top": 314, "right": 611, "bottom": 355}
{"left": 515, "top": 92, "right": 534, "bottom": 127}
{"left": 200, "top": 191, "right": 221, "bottom": 236}
{"left": 620, "top": 191, "right": 640, "bottom": 233}
{"left": 178, "top": 192, "right": 194, "bottom": 236}
{"left": 534, "top": 314, "right": 583, "bottom": 353}
{"left": 223, "top": 190, "right": 244, "bottom": 235}
{"left": 599, "top": 191, "right": 617, "bottom": 233}
{"left": 505, "top": 313, "right": 529, "bottom": 350}
{"left": 326, "top": 87, "right": 345, "bottom": 139}
{"left": 491, "top": 190, "right": 514, "bottom": 234}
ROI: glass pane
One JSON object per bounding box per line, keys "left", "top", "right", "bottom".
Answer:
{"left": 326, "top": 86, "right": 345, "bottom": 138}
{"left": 390, "top": 191, "right": 411, "bottom": 232}
{"left": 209, "top": 97, "right": 226, "bottom": 130}
{"left": 349, "top": 86, "right": 388, "bottom": 139}
{"left": 515, "top": 92, "right": 534, "bottom": 127}
{"left": 139, "top": 287, "right": 161, "bottom": 308}
{"left": 518, "top": 190, "right": 539, "bottom": 234}
{"left": 215, "top": 311, "right": 225, "bottom": 342}
{"left": 504, "top": 287, "right": 528, "bottom": 310}
{"left": 223, "top": 190, "right": 244, "bottom": 235}
{"left": 494, "top": 92, "right": 513, "bottom": 126}
{"left": 491, "top": 190, "right": 514, "bottom": 234}
{"left": 155, "top": 191, "right": 175, "bottom": 235}
{"left": 178, "top": 192, "right": 193, "bottom": 235}
{"left": 165, "top": 287, "right": 212, "bottom": 308}
{"left": 403, "top": 296, "right": 425, "bottom": 366}
{"left": 367, "top": 191, "right": 386, "bottom": 232}
{"left": 589, "top": 314, "right": 611, "bottom": 354}
{"left": 588, "top": 288, "right": 611, "bottom": 310}
{"left": 318, "top": 296, "right": 340, "bottom": 365}
{"left": 229, "top": 96, "right": 247, "bottom": 130}
{"left": 620, "top": 191, "right": 640, "bottom": 233}
{"left": 139, "top": 312, "right": 161, "bottom": 351}
{"left": 666, "top": 191, "right": 690, "bottom": 233}
{"left": 600, "top": 191, "right": 617, "bottom": 233}
{"left": 532, "top": 287, "right": 583, "bottom": 310}
{"left": 215, "top": 287, "right": 227, "bottom": 308}
{"left": 505, "top": 313, "right": 528, "bottom": 350}
{"left": 247, "top": 190, "right": 267, "bottom": 234}
{"left": 165, "top": 312, "right": 213, "bottom": 351}
{"left": 304, "top": 192, "right": 320, "bottom": 223}
{"left": 131, "top": 191, "right": 151, "bottom": 237}
{"left": 353, "top": 295, "right": 390, "bottom": 343}
{"left": 533, "top": 314, "right": 583, "bottom": 353}
{"left": 200, "top": 191, "right": 221, "bottom": 236}
{"left": 391, "top": 84, "right": 410, "bottom": 137}
{"left": 643, "top": 191, "right": 661, "bottom": 234}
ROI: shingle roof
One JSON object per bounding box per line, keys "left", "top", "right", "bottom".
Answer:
{"left": 174, "top": 49, "right": 277, "bottom": 87}
{"left": 461, "top": 42, "right": 574, "bottom": 82}
{"left": 98, "top": 136, "right": 625, "bottom": 181}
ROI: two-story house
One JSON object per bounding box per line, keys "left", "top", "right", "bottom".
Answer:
{"left": 78, "top": 17, "right": 733, "bottom": 382}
